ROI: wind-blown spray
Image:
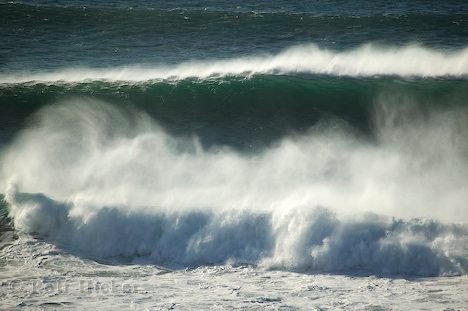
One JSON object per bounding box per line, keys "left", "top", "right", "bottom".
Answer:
{"left": 1, "top": 98, "right": 467, "bottom": 275}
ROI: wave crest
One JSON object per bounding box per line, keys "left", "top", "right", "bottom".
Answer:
{"left": 1, "top": 44, "right": 468, "bottom": 84}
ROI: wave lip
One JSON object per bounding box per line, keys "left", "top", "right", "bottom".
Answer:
{"left": 1, "top": 44, "right": 468, "bottom": 84}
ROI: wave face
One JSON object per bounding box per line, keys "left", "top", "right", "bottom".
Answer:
{"left": 2, "top": 75, "right": 467, "bottom": 149}
{"left": 1, "top": 45, "right": 468, "bottom": 84}
{"left": 1, "top": 97, "right": 468, "bottom": 276}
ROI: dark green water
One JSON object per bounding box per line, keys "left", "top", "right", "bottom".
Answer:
{"left": 1, "top": 77, "right": 468, "bottom": 149}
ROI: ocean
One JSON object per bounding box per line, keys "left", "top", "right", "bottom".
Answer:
{"left": 0, "top": 0, "right": 468, "bottom": 310}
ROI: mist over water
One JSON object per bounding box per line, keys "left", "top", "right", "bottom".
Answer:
{"left": 1, "top": 96, "right": 467, "bottom": 275}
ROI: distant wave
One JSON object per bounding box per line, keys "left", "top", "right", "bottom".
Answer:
{"left": 1, "top": 44, "right": 468, "bottom": 84}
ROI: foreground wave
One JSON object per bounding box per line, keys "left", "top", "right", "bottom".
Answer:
{"left": 1, "top": 44, "right": 468, "bottom": 84}
{"left": 4, "top": 188, "right": 468, "bottom": 276}
{"left": 1, "top": 98, "right": 468, "bottom": 276}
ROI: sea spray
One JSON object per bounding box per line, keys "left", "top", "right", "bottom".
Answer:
{"left": 1, "top": 97, "right": 467, "bottom": 275}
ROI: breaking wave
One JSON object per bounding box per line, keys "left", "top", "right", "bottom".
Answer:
{"left": 1, "top": 98, "right": 467, "bottom": 276}
{"left": 1, "top": 44, "right": 468, "bottom": 84}
{"left": 5, "top": 189, "right": 468, "bottom": 276}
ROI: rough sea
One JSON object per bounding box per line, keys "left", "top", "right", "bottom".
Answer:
{"left": 1, "top": 0, "right": 468, "bottom": 310}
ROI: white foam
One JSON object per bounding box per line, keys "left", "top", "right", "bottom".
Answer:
{"left": 5, "top": 189, "right": 467, "bottom": 275}
{"left": 1, "top": 44, "right": 468, "bottom": 84}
